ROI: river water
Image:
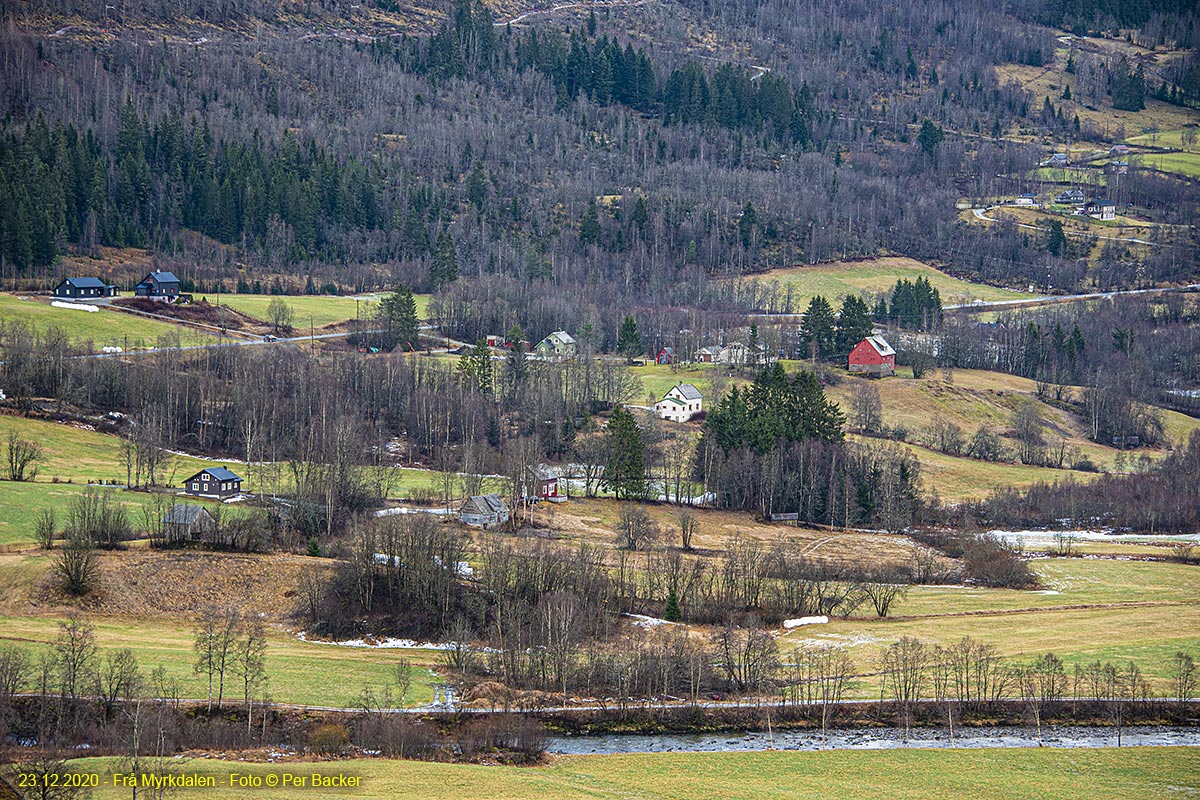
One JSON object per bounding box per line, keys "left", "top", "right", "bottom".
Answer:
{"left": 548, "top": 725, "right": 1200, "bottom": 754}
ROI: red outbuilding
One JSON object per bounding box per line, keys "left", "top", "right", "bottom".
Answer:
{"left": 848, "top": 335, "right": 896, "bottom": 377}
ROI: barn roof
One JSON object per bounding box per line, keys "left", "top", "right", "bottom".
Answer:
{"left": 461, "top": 494, "right": 508, "bottom": 516}
{"left": 864, "top": 336, "right": 895, "bottom": 357}
{"left": 163, "top": 504, "right": 212, "bottom": 525}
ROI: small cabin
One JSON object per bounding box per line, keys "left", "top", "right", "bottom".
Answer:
{"left": 162, "top": 504, "right": 216, "bottom": 542}
{"left": 459, "top": 494, "right": 510, "bottom": 528}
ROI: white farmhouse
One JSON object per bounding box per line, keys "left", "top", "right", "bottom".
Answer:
{"left": 654, "top": 383, "right": 703, "bottom": 422}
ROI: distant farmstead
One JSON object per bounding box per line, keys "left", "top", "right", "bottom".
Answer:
{"left": 848, "top": 335, "right": 896, "bottom": 377}
{"left": 526, "top": 464, "right": 563, "bottom": 501}
{"left": 1083, "top": 199, "right": 1116, "bottom": 221}
{"left": 183, "top": 466, "right": 243, "bottom": 499}
{"left": 535, "top": 330, "right": 576, "bottom": 359}
{"left": 134, "top": 270, "right": 182, "bottom": 300}
{"left": 654, "top": 383, "right": 703, "bottom": 422}
{"left": 54, "top": 277, "right": 118, "bottom": 299}
{"left": 459, "top": 494, "right": 510, "bottom": 528}
{"left": 655, "top": 346, "right": 676, "bottom": 365}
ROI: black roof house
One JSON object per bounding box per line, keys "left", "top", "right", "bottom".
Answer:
{"left": 54, "top": 277, "right": 118, "bottom": 299}
{"left": 135, "top": 271, "right": 182, "bottom": 299}
{"left": 182, "top": 466, "right": 243, "bottom": 499}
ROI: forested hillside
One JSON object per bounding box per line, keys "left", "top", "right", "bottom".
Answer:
{"left": 3, "top": 0, "right": 1196, "bottom": 339}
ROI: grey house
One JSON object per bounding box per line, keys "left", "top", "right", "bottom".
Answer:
{"left": 53, "top": 277, "right": 118, "bottom": 299}
{"left": 459, "top": 494, "right": 510, "bottom": 528}
{"left": 162, "top": 504, "right": 216, "bottom": 542}
{"left": 182, "top": 466, "right": 243, "bottom": 499}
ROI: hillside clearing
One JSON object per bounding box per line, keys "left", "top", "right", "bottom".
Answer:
{"left": 743, "top": 257, "right": 1029, "bottom": 308}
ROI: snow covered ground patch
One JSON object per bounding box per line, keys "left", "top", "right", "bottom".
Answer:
{"left": 295, "top": 632, "right": 496, "bottom": 652}
{"left": 624, "top": 613, "right": 677, "bottom": 628}
{"left": 52, "top": 300, "right": 98, "bottom": 312}
{"left": 783, "top": 616, "right": 829, "bottom": 628}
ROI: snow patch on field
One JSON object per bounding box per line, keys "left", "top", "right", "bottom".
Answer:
{"left": 783, "top": 616, "right": 829, "bottom": 628}
{"left": 52, "top": 300, "right": 99, "bottom": 312}
{"left": 795, "top": 633, "right": 882, "bottom": 650}
{"left": 624, "top": 613, "right": 676, "bottom": 628}
{"left": 295, "top": 632, "right": 495, "bottom": 651}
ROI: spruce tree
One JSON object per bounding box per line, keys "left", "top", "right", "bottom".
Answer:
{"left": 603, "top": 407, "right": 647, "bottom": 500}
{"left": 617, "top": 315, "right": 643, "bottom": 362}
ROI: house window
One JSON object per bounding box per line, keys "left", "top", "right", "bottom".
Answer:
{"left": 191, "top": 483, "right": 199, "bottom": 491}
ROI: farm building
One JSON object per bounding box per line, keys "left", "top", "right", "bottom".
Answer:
{"left": 654, "top": 383, "right": 703, "bottom": 422}
{"left": 182, "top": 466, "right": 243, "bottom": 500}
{"left": 162, "top": 504, "right": 215, "bottom": 542}
{"left": 655, "top": 346, "right": 676, "bottom": 365}
{"left": 848, "top": 335, "right": 896, "bottom": 377}
{"left": 459, "top": 494, "right": 510, "bottom": 528}
{"left": 1105, "top": 160, "right": 1129, "bottom": 175}
{"left": 535, "top": 330, "right": 576, "bottom": 359}
{"left": 1014, "top": 193, "right": 1039, "bottom": 207}
{"left": 716, "top": 341, "right": 766, "bottom": 366}
{"left": 53, "top": 277, "right": 118, "bottom": 299}
{"left": 1040, "top": 153, "right": 1069, "bottom": 166}
{"left": 693, "top": 345, "right": 721, "bottom": 363}
{"left": 1109, "top": 144, "right": 1130, "bottom": 156}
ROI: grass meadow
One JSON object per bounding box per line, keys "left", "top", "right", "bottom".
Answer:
{"left": 743, "top": 257, "right": 1030, "bottom": 306}
{"left": 0, "top": 294, "right": 217, "bottom": 350}
{"left": 72, "top": 748, "right": 1200, "bottom": 800}
{"left": 212, "top": 293, "right": 432, "bottom": 329}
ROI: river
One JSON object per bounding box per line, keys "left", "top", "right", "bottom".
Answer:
{"left": 548, "top": 725, "right": 1200, "bottom": 754}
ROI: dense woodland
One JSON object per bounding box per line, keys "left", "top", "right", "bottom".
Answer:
{"left": 2, "top": 0, "right": 1197, "bottom": 319}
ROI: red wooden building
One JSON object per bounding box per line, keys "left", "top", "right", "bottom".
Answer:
{"left": 847, "top": 336, "right": 896, "bottom": 377}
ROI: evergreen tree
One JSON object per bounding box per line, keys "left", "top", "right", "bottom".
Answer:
{"left": 738, "top": 201, "right": 757, "bottom": 248}
{"left": 616, "top": 315, "right": 643, "bottom": 361}
{"left": 379, "top": 285, "right": 420, "bottom": 351}
{"left": 798, "top": 295, "right": 836, "bottom": 358}
{"left": 1045, "top": 219, "right": 1068, "bottom": 256}
{"left": 917, "top": 119, "right": 944, "bottom": 159}
{"left": 663, "top": 590, "right": 681, "bottom": 622}
{"left": 836, "top": 296, "right": 874, "bottom": 352}
{"left": 431, "top": 230, "right": 459, "bottom": 287}
{"left": 458, "top": 339, "right": 494, "bottom": 396}
{"left": 603, "top": 407, "right": 648, "bottom": 500}
{"left": 579, "top": 199, "right": 602, "bottom": 246}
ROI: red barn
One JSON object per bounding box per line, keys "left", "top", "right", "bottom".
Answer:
{"left": 848, "top": 336, "right": 896, "bottom": 377}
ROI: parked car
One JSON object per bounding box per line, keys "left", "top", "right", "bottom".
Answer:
{"left": 262, "top": 334, "right": 277, "bottom": 342}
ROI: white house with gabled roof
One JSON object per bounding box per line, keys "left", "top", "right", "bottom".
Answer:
{"left": 654, "top": 383, "right": 703, "bottom": 422}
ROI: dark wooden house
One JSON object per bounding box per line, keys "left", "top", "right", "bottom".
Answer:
{"left": 134, "top": 270, "right": 182, "bottom": 300}
{"left": 182, "top": 466, "right": 243, "bottom": 499}
{"left": 53, "top": 277, "right": 118, "bottom": 299}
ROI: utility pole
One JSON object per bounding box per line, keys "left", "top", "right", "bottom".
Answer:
{"left": 310, "top": 315, "right": 315, "bottom": 355}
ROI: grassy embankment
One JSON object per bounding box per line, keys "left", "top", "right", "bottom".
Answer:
{"left": 71, "top": 748, "right": 1200, "bottom": 800}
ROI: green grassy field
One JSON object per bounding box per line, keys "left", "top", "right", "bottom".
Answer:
{"left": 0, "top": 294, "right": 216, "bottom": 350}
{"left": 745, "top": 257, "right": 1030, "bottom": 307}
{"left": 0, "top": 483, "right": 216, "bottom": 548}
{"left": 0, "top": 614, "right": 439, "bottom": 708}
{"left": 1132, "top": 151, "right": 1200, "bottom": 179}
{"left": 1126, "top": 128, "right": 1200, "bottom": 152}
{"left": 70, "top": 748, "right": 1200, "bottom": 800}
{"left": 213, "top": 293, "right": 432, "bottom": 328}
